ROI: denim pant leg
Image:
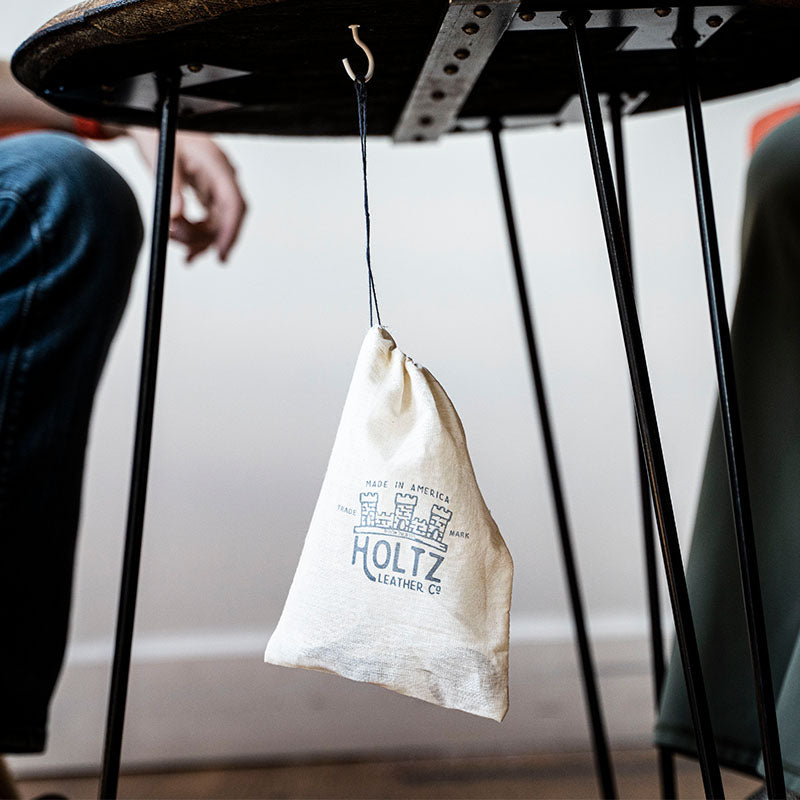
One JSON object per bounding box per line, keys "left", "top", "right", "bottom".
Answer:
{"left": 0, "top": 132, "right": 143, "bottom": 753}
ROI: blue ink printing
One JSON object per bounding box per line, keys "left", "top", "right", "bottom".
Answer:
{"left": 355, "top": 492, "right": 450, "bottom": 553}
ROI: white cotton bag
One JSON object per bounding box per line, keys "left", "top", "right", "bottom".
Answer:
{"left": 265, "top": 326, "right": 513, "bottom": 721}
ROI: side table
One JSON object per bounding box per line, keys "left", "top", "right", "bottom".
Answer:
{"left": 12, "top": 1, "right": 800, "bottom": 797}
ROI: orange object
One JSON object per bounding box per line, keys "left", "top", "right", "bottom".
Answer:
{"left": 750, "top": 103, "right": 800, "bottom": 153}
{"left": 72, "top": 115, "right": 114, "bottom": 139}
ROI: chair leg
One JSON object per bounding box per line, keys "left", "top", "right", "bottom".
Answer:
{"left": 99, "top": 70, "right": 181, "bottom": 800}
{"left": 490, "top": 122, "right": 618, "bottom": 800}
{"left": 608, "top": 93, "right": 677, "bottom": 800}
{"left": 676, "top": 29, "right": 785, "bottom": 800}
{"left": 562, "top": 10, "right": 724, "bottom": 798}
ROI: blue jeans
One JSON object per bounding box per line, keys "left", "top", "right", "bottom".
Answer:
{"left": 0, "top": 132, "right": 143, "bottom": 753}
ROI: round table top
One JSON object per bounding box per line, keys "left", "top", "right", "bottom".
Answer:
{"left": 11, "top": 0, "right": 800, "bottom": 138}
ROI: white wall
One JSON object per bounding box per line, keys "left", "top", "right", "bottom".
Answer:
{"left": 5, "top": 1, "right": 800, "bottom": 774}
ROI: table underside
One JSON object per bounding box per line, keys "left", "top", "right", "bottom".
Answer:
{"left": 12, "top": 0, "right": 800, "bottom": 137}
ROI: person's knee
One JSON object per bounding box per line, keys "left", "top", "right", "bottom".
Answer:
{"left": 0, "top": 132, "right": 143, "bottom": 324}
{"left": 0, "top": 131, "right": 143, "bottom": 272}
{"left": 746, "top": 115, "right": 800, "bottom": 214}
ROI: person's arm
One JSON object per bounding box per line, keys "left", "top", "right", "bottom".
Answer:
{"left": 0, "top": 59, "right": 77, "bottom": 133}
{"left": 0, "top": 60, "right": 247, "bottom": 263}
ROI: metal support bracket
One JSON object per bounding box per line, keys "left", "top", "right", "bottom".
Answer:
{"left": 46, "top": 63, "right": 250, "bottom": 118}
{"left": 393, "top": 0, "right": 520, "bottom": 143}
{"left": 394, "top": 2, "right": 740, "bottom": 143}
{"left": 509, "top": 6, "right": 740, "bottom": 47}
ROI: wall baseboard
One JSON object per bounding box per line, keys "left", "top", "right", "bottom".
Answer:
{"left": 10, "top": 617, "right": 663, "bottom": 776}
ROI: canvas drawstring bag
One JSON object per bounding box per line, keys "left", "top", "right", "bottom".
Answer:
{"left": 265, "top": 325, "right": 513, "bottom": 720}
{"left": 264, "top": 75, "right": 513, "bottom": 721}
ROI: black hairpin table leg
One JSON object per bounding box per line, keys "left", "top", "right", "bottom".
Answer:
{"left": 490, "top": 122, "right": 617, "bottom": 800}
{"left": 608, "top": 94, "right": 677, "bottom": 800}
{"left": 562, "top": 11, "right": 724, "bottom": 798}
{"left": 99, "top": 70, "right": 181, "bottom": 800}
{"left": 676, "top": 32, "right": 785, "bottom": 800}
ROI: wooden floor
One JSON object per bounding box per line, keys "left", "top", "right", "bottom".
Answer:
{"left": 17, "top": 749, "right": 761, "bottom": 799}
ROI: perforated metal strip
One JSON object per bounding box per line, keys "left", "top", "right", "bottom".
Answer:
{"left": 393, "top": 0, "right": 519, "bottom": 143}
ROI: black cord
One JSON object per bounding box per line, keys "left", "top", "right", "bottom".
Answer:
{"left": 354, "top": 77, "right": 381, "bottom": 327}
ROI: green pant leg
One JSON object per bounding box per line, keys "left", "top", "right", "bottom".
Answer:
{"left": 655, "top": 112, "right": 800, "bottom": 791}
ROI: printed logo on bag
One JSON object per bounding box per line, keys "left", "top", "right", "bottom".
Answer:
{"left": 345, "top": 482, "right": 469, "bottom": 596}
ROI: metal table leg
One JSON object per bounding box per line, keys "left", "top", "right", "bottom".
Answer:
{"left": 490, "top": 122, "right": 618, "bottom": 800}
{"left": 99, "top": 70, "right": 181, "bottom": 800}
{"left": 676, "top": 25, "right": 785, "bottom": 799}
{"left": 608, "top": 94, "right": 677, "bottom": 800}
{"left": 563, "top": 10, "right": 724, "bottom": 798}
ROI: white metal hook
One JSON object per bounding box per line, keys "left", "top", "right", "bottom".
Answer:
{"left": 342, "top": 24, "right": 375, "bottom": 82}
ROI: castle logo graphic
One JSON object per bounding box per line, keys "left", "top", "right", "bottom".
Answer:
{"left": 355, "top": 491, "right": 450, "bottom": 553}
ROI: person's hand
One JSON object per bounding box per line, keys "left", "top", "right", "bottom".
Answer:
{"left": 126, "top": 127, "right": 247, "bottom": 263}
{"left": 0, "top": 59, "right": 246, "bottom": 257}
